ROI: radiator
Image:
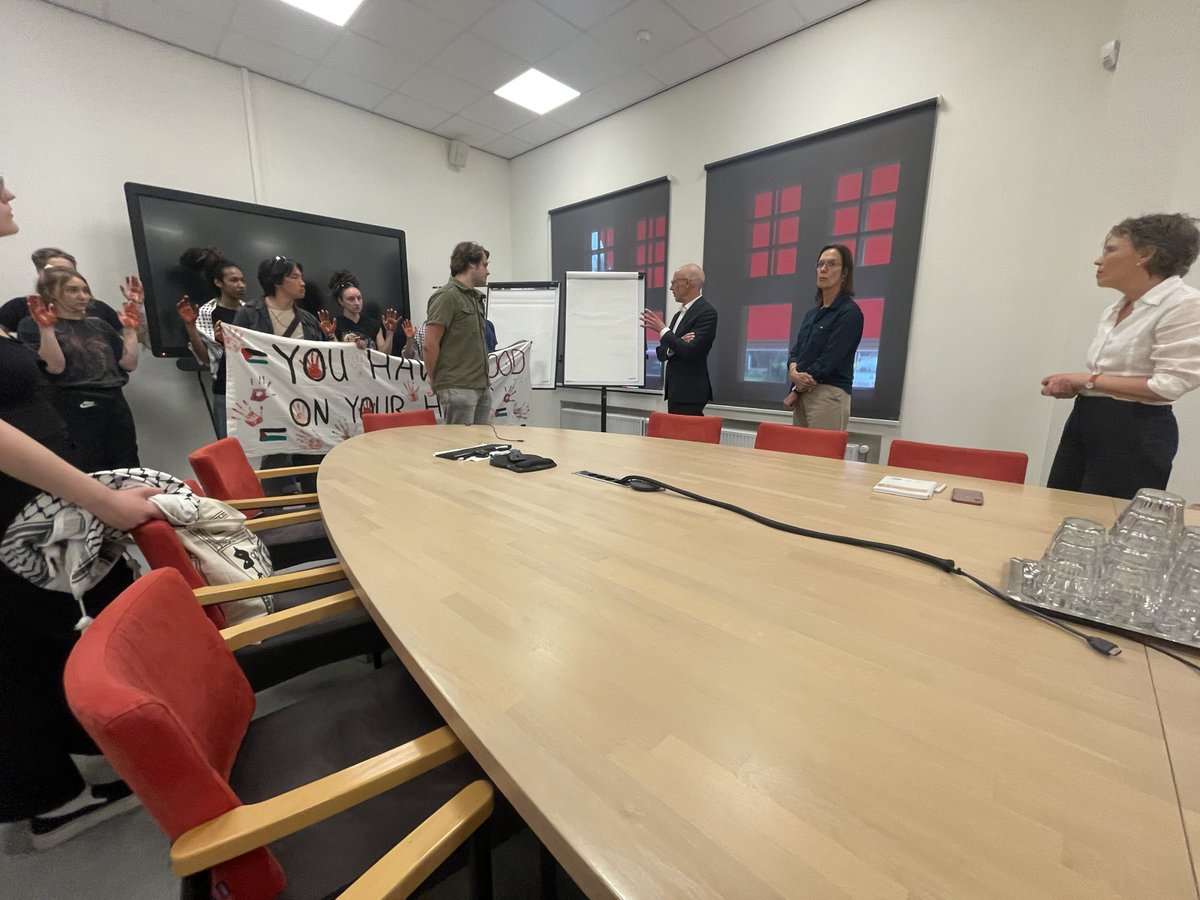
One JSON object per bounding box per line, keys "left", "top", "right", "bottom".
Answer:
{"left": 720, "top": 429, "right": 756, "bottom": 448}
{"left": 560, "top": 408, "right": 646, "bottom": 436}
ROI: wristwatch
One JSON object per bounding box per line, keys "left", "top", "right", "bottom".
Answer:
{"left": 1083, "top": 373, "right": 1099, "bottom": 391}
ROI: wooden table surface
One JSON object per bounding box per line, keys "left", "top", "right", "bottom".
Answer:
{"left": 319, "top": 426, "right": 1200, "bottom": 899}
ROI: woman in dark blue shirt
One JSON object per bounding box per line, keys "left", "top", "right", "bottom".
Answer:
{"left": 785, "top": 243, "right": 864, "bottom": 430}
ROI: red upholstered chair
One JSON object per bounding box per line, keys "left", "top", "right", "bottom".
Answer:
{"left": 646, "top": 412, "right": 723, "bottom": 444}
{"left": 65, "top": 568, "right": 494, "bottom": 900}
{"left": 887, "top": 439, "right": 1029, "bottom": 484}
{"left": 753, "top": 423, "right": 848, "bottom": 460}
{"left": 188, "top": 438, "right": 331, "bottom": 570}
{"left": 131, "top": 519, "right": 387, "bottom": 691}
{"left": 362, "top": 410, "right": 437, "bottom": 432}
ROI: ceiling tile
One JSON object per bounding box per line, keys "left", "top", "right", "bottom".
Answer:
{"left": 589, "top": 68, "right": 664, "bottom": 110}
{"left": 483, "top": 134, "right": 534, "bottom": 159}
{"left": 325, "top": 32, "right": 422, "bottom": 90}
{"left": 397, "top": 66, "right": 487, "bottom": 114}
{"left": 511, "top": 116, "right": 574, "bottom": 146}
{"left": 433, "top": 115, "right": 502, "bottom": 148}
{"left": 586, "top": 0, "right": 699, "bottom": 64}
{"left": 470, "top": 0, "right": 580, "bottom": 63}
{"left": 45, "top": 0, "right": 108, "bottom": 16}
{"left": 643, "top": 36, "right": 728, "bottom": 87}
{"left": 348, "top": 0, "right": 460, "bottom": 61}
{"left": 156, "top": 0, "right": 238, "bottom": 27}
{"left": 106, "top": 0, "right": 227, "bottom": 55}
{"left": 546, "top": 90, "right": 615, "bottom": 130}
{"left": 792, "top": 0, "right": 862, "bottom": 24}
{"left": 537, "top": 0, "right": 634, "bottom": 31}
{"left": 459, "top": 94, "right": 538, "bottom": 133}
{"left": 373, "top": 91, "right": 454, "bottom": 130}
{"left": 408, "top": 0, "right": 494, "bottom": 29}
{"left": 431, "top": 32, "right": 528, "bottom": 92}
{"left": 539, "top": 34, "right": 632, "bottom": 93}
{"left": 230, "top": 0, "right": 343, "bottom": 61}
{"left": 708, "top": 0, "right": 804, "bottom": 58}
{"left": 304, "top": 65, "right": 392, "bottom": 110}
{"left": 662, "top": 0, "right": 763, "bottom": 31}
{"left": 217, "top": 31, "right": 318, "bottom": 84}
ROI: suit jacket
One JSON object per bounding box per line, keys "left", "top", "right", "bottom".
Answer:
{"left": 656, "top": 296, "right": 718, "bottom": 404}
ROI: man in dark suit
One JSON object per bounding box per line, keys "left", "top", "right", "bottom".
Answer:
{"left": 641, "top": 263, "right": 718, "bottom": 415}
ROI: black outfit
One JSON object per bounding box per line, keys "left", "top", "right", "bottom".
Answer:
{"left": 0, "top": 334, "right": 134, "bottom": 821}
{"left": 334, "top": 313, "right": 382, "bottom": 347}
{"left": 787, "top": 293, "right": 864, "bottom": 394}
{"left": 209, "top": 305, "right": 239, "bottom": 396}
{"left": 17, "top": 316, "right": 139, "bottom": 472}
{"left": 1047, "top": 397, "right": 1178, "bottom": 499}
{"left": 1, "top": 295, "right": 120, "bottom": 333}
{"left": 657, "top": 296, "right": 718, "bottom": 415}
{"left": 233, "top": 298, "right": 328, "bottom": 493}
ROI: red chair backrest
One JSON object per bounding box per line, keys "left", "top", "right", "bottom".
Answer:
{"left": 887, "top": 439, "right": 1028, "bottom": 484}
{"left": 131, "top": 519, "right": 226, "bottom": 629}
{"left": 189, "top": 438, "right": 265, "bottom": 517}
{"left": 646, "top": 412, "right": 723, "bottom": 444}
{"left": 64, "top": 569, "right": 282, "bottom": 900}
{"left": 754, "top": 423, "right": 848, "bottom": 459}
{"left": 361, "top": 410, "right": 437, "bottom": 432}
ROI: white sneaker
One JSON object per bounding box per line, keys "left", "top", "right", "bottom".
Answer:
{"left": 29, "top": 781, "right": 141, "bottom": 850}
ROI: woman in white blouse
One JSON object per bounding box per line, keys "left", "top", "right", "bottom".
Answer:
{"left": 1042, "top": 213, "right": 1200, "bottom": 498}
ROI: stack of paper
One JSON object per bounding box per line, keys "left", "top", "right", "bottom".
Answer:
{"left": 873, "top": 475, "right": 939, "bottom": 500}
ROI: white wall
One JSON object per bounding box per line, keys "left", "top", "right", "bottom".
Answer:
{"left": 510, "top": 0, "right": 1200, "bottom": 496}
{"left": 1, "top": 0, "right": 512, "bottom": 477}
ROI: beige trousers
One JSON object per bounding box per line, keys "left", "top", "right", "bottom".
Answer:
{"left": 792, "top": 384, "right": 851, "bottom": 431}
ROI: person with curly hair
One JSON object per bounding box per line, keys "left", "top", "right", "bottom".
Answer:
{"left": 1042, "top": 213, "right": 1200, "bottom": 498}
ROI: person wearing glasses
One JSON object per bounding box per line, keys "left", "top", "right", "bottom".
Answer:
{"left": 1041, "top": 213, "right": 1200, "bottom": 498}
{"left": 0, "top": 172, "right": 161, "bottom": 846}
{"left": 784, "top": 244, "right": 864, "bottom": 431}
{"left": 640, "top": 263, "right": 719, "bottom": 415}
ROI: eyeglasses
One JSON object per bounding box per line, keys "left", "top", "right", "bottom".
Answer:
{"left": 0, "top": 174, "right": 6, "bottom": 195}
{"left": 815, "top": 260, "right": 841, "bottom": 271}
{"left": 670, "top": 277, "right": 691, "bottom": 286}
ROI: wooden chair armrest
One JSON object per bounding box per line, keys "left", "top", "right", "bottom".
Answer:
{"left": 220, "top": 590, "right": 360, "bottom": 651}
{"left": 252, "top": 464, "right": 321, "bottom": 479}
{"left": 193, "top": 563, "right": 345, "bottom": 606}
{"left": 339, "top": 781, "right": 494, "bottom": 900}
{"left": 170, "top": 726, "right": 465, "bottom": 875}
{"left": 226, "top": 493, "right": 320, "bottom": 510}
{"left": 243, "top": 508, "right": 323, "bottom": 532}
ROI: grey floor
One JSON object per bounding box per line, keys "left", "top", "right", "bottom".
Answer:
{"left": 0, "top": 655, "right": 586, "bottom": 900}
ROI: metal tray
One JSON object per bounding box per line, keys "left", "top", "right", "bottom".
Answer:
{"left": 1006, "top": 557, "right": 1200, "bottom": 653}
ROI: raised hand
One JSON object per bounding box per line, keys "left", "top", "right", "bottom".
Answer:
{"left": 318, "top": 309, "right": 336, "bottom": 337}
{"left": 119, "top": 300, "right": 141, "bottom": 330}
{"left": 120, "top": 275, "right": 144, "bottom": 305}
{"left": 28, "top": 295, "right": 57, "bottom": 328}
{"left": 640, "top": 309, "right": 667, "bottom": 332}
{"left": 401, "top": 317, "right": 415, "bottom": 339}
{"left": 382, "top": 308, "right": 399, "bottom": 332}
{"left": 175, "top": 296, "right": 197, "bottom": 324}
{"left": 213, "top": 320, "right": 226, "bottom": 345}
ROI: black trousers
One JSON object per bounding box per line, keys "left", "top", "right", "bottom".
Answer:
{"left": 0, "top": 559, "right": 135, "bottom": 820}
{"left": 54, "top": 388, "right": 140, "bottom": 473}
{"left": 667, "top": 401, "right": 707, "bottom": 416}
{"left": 1047, "top": 396, "right": 1178, "bottom": 500}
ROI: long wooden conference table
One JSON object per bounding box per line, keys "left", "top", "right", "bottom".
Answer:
{"left": 319, "top": 425, "right": 1200, "bottom": 899}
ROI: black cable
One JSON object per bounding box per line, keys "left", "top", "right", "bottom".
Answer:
{"left": 611, "top": 473, "right": 1120, "bottom": 658}
{"left": 486, "top": 422, "right": 525, "bottom": 443}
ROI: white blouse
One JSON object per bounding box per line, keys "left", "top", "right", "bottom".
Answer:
{"left": 1083, "top": 275, "right": 1200, "bottom": 404}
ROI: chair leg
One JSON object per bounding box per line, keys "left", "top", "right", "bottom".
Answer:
{"left": 372, "top": 650, "right": 383, "bottom": 670}
{"left": 179, "top": 870, "right": 210, "bottom": 900}
{"left": 468, "top": 819, "right": 493, "bottom": 900}
{"left": 538, "top": 841, "right": 558, "bottom": 900}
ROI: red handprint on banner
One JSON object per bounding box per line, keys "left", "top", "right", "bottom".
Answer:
{"left": 232, "top": 400, "right": 264, "bottom": 427}
{"left": 249, "top": 375, "right": 272, "bottom": 403}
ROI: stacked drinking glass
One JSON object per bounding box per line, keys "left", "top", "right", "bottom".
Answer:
{"left": 1036, "top": 488, "right": 1200, "bottom": 641}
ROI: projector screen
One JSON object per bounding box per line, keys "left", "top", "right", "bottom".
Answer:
{"left": 125, "top": 183, "right": 410, "bottom": 358}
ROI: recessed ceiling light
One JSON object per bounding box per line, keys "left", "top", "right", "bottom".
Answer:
{"left": 278, "top": 0, "right": 365, "bottom": 27}
{"left": 494, "top": 69, "right": 580, "bottom": 116}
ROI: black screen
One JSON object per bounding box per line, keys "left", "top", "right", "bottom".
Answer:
{"left": 125, "top": 183, "right": 409, "bottom": 357}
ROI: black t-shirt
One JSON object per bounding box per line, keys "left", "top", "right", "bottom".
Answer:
{"left": 17, "top": 316, "right": 128, "bottom": 390}
{"left": 2, "top": 294, "right": 121, "bottom": 332}
{"left": 211, "top": 305, "right": 239, "bottom": 395}
{"left": 335, "top": 314, "right": 381, "bottom": 347}
{"left": 0, "top": 334, "right": 73, "bottom": 531}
